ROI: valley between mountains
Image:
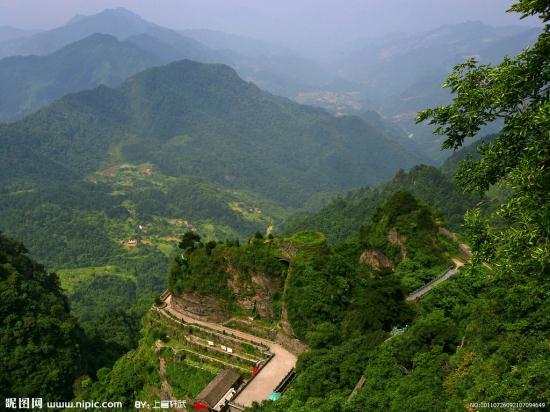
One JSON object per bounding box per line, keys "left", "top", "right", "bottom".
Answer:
{"left": 1, "top": 3, "right": 549, "bottom": 411}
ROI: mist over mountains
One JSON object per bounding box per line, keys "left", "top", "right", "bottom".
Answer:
{"left": 1, "top": 2, "right": 549, "bottom": 410}
{"left": 0, "top": 8, "right": 332, "bottom": 121}
{"left": 0, "top": 59, "right": 423, "bottom": 202}
{"left": 0, "top": 8, "right": 539, "bottom": 164}
{"left": 323, "top": 21, "right": 541, "bottom": 161}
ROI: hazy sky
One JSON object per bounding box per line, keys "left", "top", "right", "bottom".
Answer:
{"left": 0, "top": 0, "right": 539, "bottom": 50}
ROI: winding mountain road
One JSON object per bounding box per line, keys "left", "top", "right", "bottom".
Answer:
{"left": 160, "top": 294, "right": 297, "bottom": 408}
{"left": 350, "top": 247, "right": 471, "bottom": 401}
{"left": 159, "top": 235, "right": 471, "bottom": 406}
{"left": 406, "top": 257, "right": 465, "bottom": 301}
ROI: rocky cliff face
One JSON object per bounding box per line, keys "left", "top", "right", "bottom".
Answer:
{"left": 388, "top": 228, "right": 408, "bottom": 259}
{"left": 227, "top": 265, "right": 281, "bottom": 320}
{"left": 359, "top": 249, "right": 395, "bottom": 271}
{"left": 170, "top": 293, "right": 228, "bottom": 323}
{"left": 172, "top": 261, "right": 284, "bottom": 323}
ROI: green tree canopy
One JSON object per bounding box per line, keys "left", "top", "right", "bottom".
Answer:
{"left": 414, "top": 1, "right": 550, "bottom": 404}
{"left": 418, "top": 0, "right": 550, "bottom": 273}
{"left": 0, "top": 233, "right": 82, "bottom": 400}
{"left": 178, "top": 231, "right": 202, "bottom": 255}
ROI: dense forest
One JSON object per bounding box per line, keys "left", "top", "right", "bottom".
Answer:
{"left": 0, "top": 57, "right": 425, "bottom": 352}
{"left": 0, "top": 231, "right": 161, "bottom": 402}
{"left": 1, "top": 0, "right": 549, "bottom": 409}
{"left": 0, "top": 233, "right": 82, "bottom": 401}
{"left": 254, "top": 1, "right": 550, "bottom": 409}
{"left": 82, "top": 190, "right": 457, "bottom": 403}
{"left": 0, "top": 33, "right": 160, "bottom": 122}
{"left": 285, "top": 164, "right": 486, "bottom": 243}
{"left": 0, "top": 59, "right": 423, "bottom": 207}
{"left": 164, "top": 189, "right": 459, "bottom": 339}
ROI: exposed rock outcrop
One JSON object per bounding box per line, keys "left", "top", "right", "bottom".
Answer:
{"left": 226, "top": 263, "right": 279, "bottom": 320}
{"left": 359, "top": 249, "right": 395, "bottom": 271}
{"left": 170, "top": 293, "right": 228, "bottom": 323}
{"left": 388, "top": 228, "right": 408, "bottom": 259}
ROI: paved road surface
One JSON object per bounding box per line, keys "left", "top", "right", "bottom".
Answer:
{"left": 162, "top": 295, "right": 297, "bottom": 408}
{"left": 406, "top": 258, "right": 464, "bottom": 301}
{"left": 162, "top": 235, "right": 471, "bottom": 406}
{"left": 232, "top": 343, "right": 295, "bottom": 407}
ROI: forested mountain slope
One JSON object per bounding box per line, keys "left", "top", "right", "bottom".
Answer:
{"left": 0, "top": 59, "right": 422, "bottom": 205}
{"left": 0, "top": 59, "right": 423, "bottom": 340}
{"left": 0, "top": 232, "right": 145, "bottom": 402}
{"left": 0, "top": 233, "right": 82, "bottom": 401}
{"left": 254, "top": 15, "right": 550, "bottom": 402}
{"left": 285, "top": 165, "right": 485, "bottom": 243}
{"left": 0, "top": 7, "right": 332, "bottom": 120}
{"left": 0, "top": 34, "right": 163, "bottom": 122}
{"left": 79, "top": 191, "right": 460, "bottom": 406}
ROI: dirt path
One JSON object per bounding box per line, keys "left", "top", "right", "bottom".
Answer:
{"left": 156, "top": 346, "right": 185, "bottom": 412}
{"left": 161, "top": 295, "right": 297, "bottom": 408}
{"left": 159, "top": 357, "right": 172, "bottom": 399}
{"left": 157, "top": 340, "right": 251, "bottom": 372}
{"left": 164, "top": 296, "right": 274, "bottom": 347}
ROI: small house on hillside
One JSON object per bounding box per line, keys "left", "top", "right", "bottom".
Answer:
{"left": 193, "top": 369, "right": 241, "bottom": 411}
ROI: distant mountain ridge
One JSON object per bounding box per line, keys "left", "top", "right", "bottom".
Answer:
{"left": 0, "top": 8, "right": 154, "bottom": 58}
{"left": 0, "top": 34, "right": 162, "bottom": 122}
{"left": 332, "top": 21, "right": 541, "bottom": 162}
{"left": 0, "top": 8, "right": 335, "bottom": 122}
{"left": 0, "top": 26, "right": 41, "bottom": 42}
{"left": 339, "top": 21, "right": 540, "bottom": 93}
{"left": 0, "top": 59, "right": 423, "bottom": 206}
{"left": 0, "top": 11, "right": 530, "bottom": 163}
{"left": 179, "top": 28, "right": 291, "bottom": 57}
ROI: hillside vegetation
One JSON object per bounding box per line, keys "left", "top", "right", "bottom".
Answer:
{"left": 0, "top": 60, "right": 422, "bottom": 204}
{"left": 0, "top": 59, "right": 424, "bottom": 358}
{"left": 2, "top": 1, "right": 549, "bottom": 409}
{"left": 81, "top": 189, "right": 460, "bottom": 405}
{"left": 169, "top": 191, "right": 456, "bottom": 339}
{"left": 285, "top": 165, "right": 485, "bottom": 243}
{"left": 0, "top": 59, "right": 423, "bottom": 265}
{"left": 0, "top": 34, "right": 160, "bottom": 122}
{"left": 0, "top": 233, "right": 82, "bottom": 401}
{"left": 259, "top": 4, "right": 549, "bottom": 408}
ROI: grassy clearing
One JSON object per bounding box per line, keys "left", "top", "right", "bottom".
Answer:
{"left": 164, "top": 357, "right": 215, "bottom": 400}
{"left": 223, "top": 319, "right": 278, "bottom": 341}
{"left": 57, "top": 265, "right": 136, "bottom": 292}
{"left": 156, "top": 242, "right": 175, "bottom": 257}
{"left": 289, "top": 231, "right": 326, "bottom": 246}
